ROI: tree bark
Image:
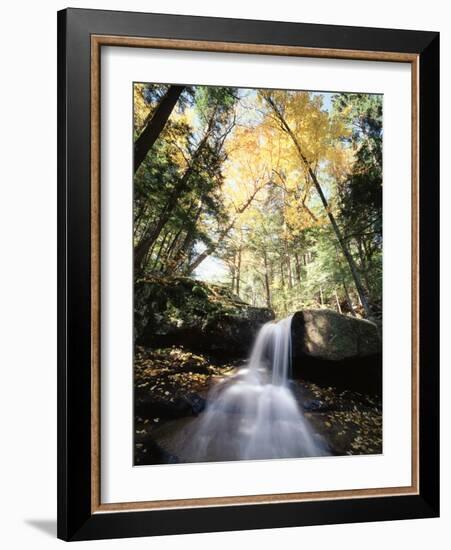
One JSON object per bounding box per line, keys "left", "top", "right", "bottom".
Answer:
{"left": 151, "top": 230, "right": 171, "bottom": 271}
{"left": 343, "top": 280, "right": 356, "bottom": 316}
{"left": 236, "top": 247, "right": 242, "bottom": 296}
{"left": 294, "top": 252, "right": 301, "bottom": 283}
{"left": 334, "top": 288, "right": 342, "bottom": 314}
{"left": 230, "top": 251, "right": 236, "bottom": 294}
{"left": 356, "top": 237, "right": 372, "bottom": 294}
{"left": 263, "top": 249, "right": 272, "bottom": 309}
{"left": 280, "top": 258, "right": 285, "bottom": 290}
{"left": 134, "top": 85, "right": 185, "bottom": 173}
{"left": 161, "top": 226, "right": 184, "bottom": 268}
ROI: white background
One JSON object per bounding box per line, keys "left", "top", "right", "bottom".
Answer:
{"left": 102, "top": 48, "right": 412, "bottom": 503}
{"left": 0, "top": 0, "right": 449, "bottom": 548}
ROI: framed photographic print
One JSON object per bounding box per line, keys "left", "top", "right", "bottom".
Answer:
{"left": 57, "top": 8, "right": 439, "bottom": 541}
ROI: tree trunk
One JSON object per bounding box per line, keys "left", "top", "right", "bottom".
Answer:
{"left": 185, "top": 223, "right": 233, "bottom": 275}
{"left": 236, "top": 247, "right": 242, "bottom": 296}
{"left": 265, "top": 95, "right": 374, "bottom": 320}
{"left": 160, "top": 227, "right": 186, "bottom": 273}
{"left": 334, "top": 288, "right": 342, "bottom": 314}
{"left": 263, "top": 249, "right": 272, "bottom": 309}
{"left": 342, "top": 280, "right": 356, "bottom": 316}
{"left": 294, "top": 252, "right": 301, "bottom": 283}
{"left": 287, "top": 255, "right": 293, "bottom": 289}
{"left": 151, "top": 230, "right": 171, "bottom": 271}
{"left": 186, "top": 181, "right": 265, "bottom": 274}
{"left": 134, "top": 131, "right": 210, "bottom": 272}
{"left": 230, "top": 251, "right": 236, "bottom": 293}
{"left": 356, "top": 237, "right": 372, "bottom": 293}
{"left": 165, "top": 202, "right": 203, "bottom": 274}
{"left": 134, "top": 85, "right": 185, "bottom": 173}
{"left": 280, "top": 258, "right": 285, "bottom": 290}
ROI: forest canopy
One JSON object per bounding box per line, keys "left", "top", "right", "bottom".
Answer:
{"left": 133, "top": 83, "right": 383, "bottom": 321}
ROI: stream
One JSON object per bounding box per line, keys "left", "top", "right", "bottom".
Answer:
{"left": 162, "top": 315, "right": 328, "bottom": 462}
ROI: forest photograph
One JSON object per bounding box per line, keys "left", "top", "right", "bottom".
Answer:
{"left": 133, "top": 82, "right": 383, "bottom": 465}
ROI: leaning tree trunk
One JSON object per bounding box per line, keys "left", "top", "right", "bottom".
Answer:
{"left": 134, "top": 85, "right": 185, "bottom": 173}
{"left": 134, "top": 132, "right": 210, "bottom": 273}
{"left": 185, "top": 181, "right": 266, "bottom": 274}
{"left": 265, "top": 96, "right": 374, "bottom": 320}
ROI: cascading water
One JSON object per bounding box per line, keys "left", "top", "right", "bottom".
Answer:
{"left": 184, "top": 315, "right": 327, "bottom": 462}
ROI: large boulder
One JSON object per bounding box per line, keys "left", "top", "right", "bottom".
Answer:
{"left": 291, "top": 309, "right": 381, "bottom": 361}
{"left": 135, "top": 277, "right": 274, "bottom": 357}
{"left": 291, "top": 309, "right": 382, "bottom": 395}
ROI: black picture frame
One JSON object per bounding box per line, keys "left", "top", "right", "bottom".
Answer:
{"left": 57, "top": 7, "right": 439, "bottom": 541}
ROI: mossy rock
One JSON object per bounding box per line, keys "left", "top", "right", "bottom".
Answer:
{"left": 291, "top": 309, "right": 381, "bottom": 361}
{"left": 134, "top": 276, "right": 274, "bottom": 358}
{"left": 291, "top": 309, "right": 382, "bottom": 395}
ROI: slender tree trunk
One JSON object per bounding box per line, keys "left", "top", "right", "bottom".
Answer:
{"left": 342, "top": 279, "right": 356, "bottom": 316}
{"left": 134, "top": 85, "right": 185, "bottom": 173}
{"left": 265, "top": 95, "right": 374, "bottom": 320}
{"left": 164, "top": 227, "right": 184, "bottom": 261}
{"left": 334, "top": 246, "right": 356, "bottom": 317}
{"left": 160, "top": 228, "right": 186, "bottom": 274}
{"left": 186, "top": 181, "right": 265, "bottom": 274}
{"left": 334, "top": 288, "right": 342, "bottom": 314}
{"left": 134, "top": 208, "right": 154, "bottom": 244}
{"left": 142, "top": 244, "right": 153, "bottom": 274}
{"left": 287, "top": 256, "right": 293, "bottom": 289}
{"left": 294, "top": 252, "right": 301, "bottom": 283}
{"left": 280, "top": 258, "right": 288, "bottom": 313}
{"left": 356, "top": 237, "right": 372, "bottom": 293}
{"left": 166, "top": 202, "right": 203, "bottom": 274}
{"left": 133, "top": 202, "right": 149, "bottom": 238}
{"left": 230, "top": 251, "right": 236, "bottom": 294}
{"left": 236, "top": 247, "right": 242, "bottom": 296}
{"left": 280, "top": 258, "right": 285, "bottom": 290}
{"left": 186, "top": 222, "right": 234, "bottom": 275}
{"left": 134, "top": 131, "right": 210, "bottom": 272}
{"left": 263, "top": 249, "right": 272, "bottom": 309}
{"left": 151, "top": 230, "right": 171, "bottom": 271}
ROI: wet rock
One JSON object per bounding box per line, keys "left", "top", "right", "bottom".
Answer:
{"left": 184, "top": 392, "right": 206, "bottom": 415}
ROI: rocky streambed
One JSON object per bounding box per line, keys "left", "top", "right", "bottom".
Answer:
{"left": 134, "top": 346, "right": 382, "bottom": 465}
{"left": 133, "top": 277, "right": 382, "bottom": 465}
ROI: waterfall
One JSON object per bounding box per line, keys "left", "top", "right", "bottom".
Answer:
{"left": 247, "top": 314, "right": 293, "bottom": 386}
{"left": 185, "top": 316, "right": 327, "bottom": 462}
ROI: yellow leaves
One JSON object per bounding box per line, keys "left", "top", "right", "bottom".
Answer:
{"left": 260, "top": 90, "right": 352, "bottom": 178}
{"left": 222, "top": 125, "right": 275, "bottom": 214}
{"left": 207, "top": 90, "right": 354, "bottom": 251}
{"left": 133, "top": 83, "right": 152, "bottom": 134}
{"left": 225, "top": 125, "right": 273, "bottom": 181}
{"left": 327, "top": 145, "right": 354, "bottom": 183}
{"left": 285, "top": 202, "right": 313, "bottom": 232}
{"left": 285, "top": 96, "right": 332, "bottom": 163}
